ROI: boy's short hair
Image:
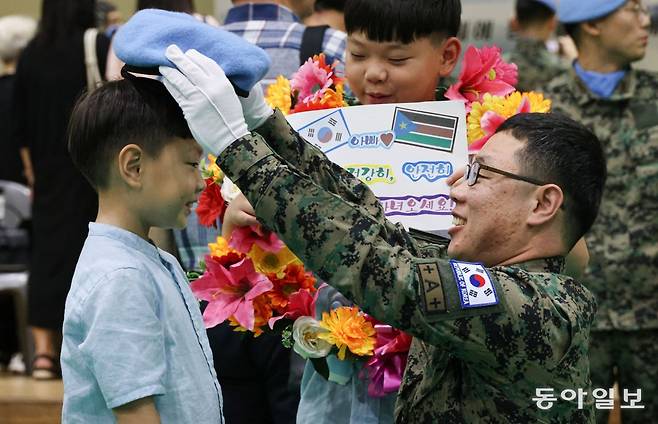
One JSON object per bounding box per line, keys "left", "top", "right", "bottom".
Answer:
{"left": 496, "top": 113, "right": 606, "bottom": 248}
{"left": 68, "top": 77, "right": 193, "bottom": 190}
{"left": 344, "top": 0, "right": 461, "bottom": 44}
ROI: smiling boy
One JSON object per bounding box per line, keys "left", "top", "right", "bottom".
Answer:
{"left": 344, "top": 0, "right": 460, "bottom": 105}
{"left": 61, "top": 77, "right": 223, "bottom": 423}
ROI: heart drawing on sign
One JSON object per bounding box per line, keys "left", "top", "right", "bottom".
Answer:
{"left": 380, "top": 132, "right": 394, "bottom": 146}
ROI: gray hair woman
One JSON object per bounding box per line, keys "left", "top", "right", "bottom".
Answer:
{"left": 0, "top": 15, "right": 36, "bottom": 184}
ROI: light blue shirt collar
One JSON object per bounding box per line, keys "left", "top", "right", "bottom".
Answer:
{"left": 89, "top": 222, "right": 161, "bottom": 263}
{"left": 573, "top": 61, "right": 627, "bottom": 99}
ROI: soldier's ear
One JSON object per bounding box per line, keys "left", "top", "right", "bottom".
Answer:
{"left": 527, "top": 184, "right": 563, "bottom": 227}
{"left": 581, "top": 20, "right": 602, "bottom": 38}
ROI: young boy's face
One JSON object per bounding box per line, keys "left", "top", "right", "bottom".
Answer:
{"left": 346, "top": 31, "right": 449, "bottom": 104}
{"left": 139, "top": 137, "right": 205, "bottom": 229}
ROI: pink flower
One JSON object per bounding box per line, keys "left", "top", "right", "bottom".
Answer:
{"left": 362, "top": 324, "right": 412, "bottom": 397}
{"left": 268, "top": 283, "right": 327, "bottom": 328}
{"left": 445, "top": 45, "right": 518, "bottom": 111}
{"left": 290, "top": 56, "right": 334, "bottom": 106}
{"left": 229, "top": 225, "right": 284, "bottom": 254}
{"left": 191, "top": 256, "right": 273, "bottom": 330}
{"left": 468, "top": 110, "right": 508, "bottom": 152}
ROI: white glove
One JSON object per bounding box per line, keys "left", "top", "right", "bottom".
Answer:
{"left": 239, "top": 84, "right": 274, "bottom": 130}
{"left": 159, "top": 45, "right": 249, "bottom": 156}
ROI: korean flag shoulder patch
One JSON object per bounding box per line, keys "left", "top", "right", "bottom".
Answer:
{"left": 449, "top": 260, "right": 499, "bottom": 309}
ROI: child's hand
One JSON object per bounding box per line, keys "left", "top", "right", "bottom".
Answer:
{"left": 159, "top": 45, "right": 249, "bottom": 156}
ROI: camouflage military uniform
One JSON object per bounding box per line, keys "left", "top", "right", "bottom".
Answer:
{"left": 505, "top": 37, "right": 567, "bottom": 92}
{"left": 218, "top": 110, "right": 597, "bottom": 423}
{"left": 544, "top": 68, "right": 658, "bottom": 423}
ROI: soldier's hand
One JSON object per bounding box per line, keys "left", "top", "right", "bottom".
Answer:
{"left": 221, "top": 193, "right": 259, "bottom": 239}
{"left": 160, "top": 45, "right": 249, "bottom": 156}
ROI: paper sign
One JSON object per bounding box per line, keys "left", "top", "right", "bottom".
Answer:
{"left": 285, "top": 101, "right": 468, "bottom": 233}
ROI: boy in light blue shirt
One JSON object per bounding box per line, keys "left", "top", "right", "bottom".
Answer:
{"left": 61, "top": 76, "right": 223, "bottom": 423}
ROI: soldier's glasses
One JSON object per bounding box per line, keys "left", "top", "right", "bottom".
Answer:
{"left": 465, "top": 161, "right": 548, "bottom": 187}
{"left": 621, "top": 2, "right": 650, "bottom": 18}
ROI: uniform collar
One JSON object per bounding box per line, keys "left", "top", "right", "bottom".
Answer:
{"left": 509, "top": 256, "right": 565, "bottom": 274}
{"left": 224, "top": 3, "right": 299, "bottom": 24}
{"left": 573, "top": 61, "right": 627, "bottom": 99}
{"left": 566, "top": 63, "right": 637, "bottom": 105}
{"left": 515, "top": 37, "right": 547, "bottom": 50}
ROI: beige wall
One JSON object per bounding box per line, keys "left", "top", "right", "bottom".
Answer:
{"left": 0, "top": 0, "right": 217, "bottom": 20}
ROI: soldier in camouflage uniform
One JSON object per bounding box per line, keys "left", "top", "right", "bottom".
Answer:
{"left": 543, "top": 0, "right": 657, "bottom": 422}
{"left": 161, "top": 47, "right": 608, "bottom": 422}
{"left": 506, "top": 0, "right": 567, "bottom": 92}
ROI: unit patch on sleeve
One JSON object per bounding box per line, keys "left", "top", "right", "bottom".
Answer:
{"left": 449, "top": 260, "right": 498, "bottom": 308}
{"left": 417, "top": 262, "right": 446, "bottom": 314}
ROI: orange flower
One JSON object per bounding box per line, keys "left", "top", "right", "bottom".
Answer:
{"left": 266, "top": 263, "right": 316, "bottom": 313}
{"left": 208, "top": 236, "right": 245, "bottom": 267}
{"left": 228, "top": 295, "right": 273, "bottom": 337}
{"left": 319, "top": 306, "right": 376, "bottom": 359}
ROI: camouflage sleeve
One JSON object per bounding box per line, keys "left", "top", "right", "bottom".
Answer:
{"left": 253, "top": 109, "right": 384, "bottom": 219}
{"left": 219, "top": 133, "right": 515, "bottom": 362}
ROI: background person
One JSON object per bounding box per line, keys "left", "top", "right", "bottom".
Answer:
{"left": 0, "top": 15, "right": 36, "bottom": 185}
{"left": 507, "top": 0, "right": 567, "bottom": 91}
{"left": 222, "top": 0, "right": 347, "bottom": 85}
{"left": 11, "top": 0, "right": 110, "bottom": 379}
{"left": 303, "top": 0, "right": 346, "bottom": 32}
{"left": 543, "top": 0, "right": 657, "bottom": 422}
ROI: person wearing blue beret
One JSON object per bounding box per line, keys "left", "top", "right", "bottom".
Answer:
{"left": 543, "top": 1, "right": 658, "bottom": 423}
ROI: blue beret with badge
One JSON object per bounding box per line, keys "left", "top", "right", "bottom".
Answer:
{"left": 113, "top": 9, "right": 271, "bottom": 96}
{"left": 557, "top": 0, "right": 627, "bottom": 23}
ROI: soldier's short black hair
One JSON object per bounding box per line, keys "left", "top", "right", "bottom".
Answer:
{"left": 496, "top": 113, "right": 606, "bottom": 248}
{"left": 344, "top": 0, "right": 461, "bottom": 44}
{"left": 314, "top": 0, "right": 345, "bottom": 13}
{"left": 68, "top": 77, "right": 193, "bottom": 190}
{"left": 516, "top": 0, "right": 555, "bottom": 26}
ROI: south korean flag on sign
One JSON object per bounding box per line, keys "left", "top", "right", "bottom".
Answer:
{"left": 294, "top": 109, "right": 351, "bottom": 152}
{"left": 449, "top": 260, "right": 498, "bottom": 308}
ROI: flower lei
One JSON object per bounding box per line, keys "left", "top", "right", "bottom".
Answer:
{"left": 445, "top": 45, "right": 551, "bottom": 152}
{"left": 265, "top": 53, "right": 347, "bottom": 114}
{"left": 191, "top": 54, "right": 403, "bottom": 397}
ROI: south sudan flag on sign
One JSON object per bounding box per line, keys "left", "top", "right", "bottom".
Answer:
{"left": 392, "top": 108, "right": 458, "bottom": 152}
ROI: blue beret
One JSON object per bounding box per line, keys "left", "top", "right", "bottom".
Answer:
{"left": 557, "top": 0, "right": 626, "bottom": 23}
{"left": 113, "top": 9, "right": 271, "bottom": 96}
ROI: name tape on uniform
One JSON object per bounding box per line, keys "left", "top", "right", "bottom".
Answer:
{"left": 417, "top": 262, "right": 446, "bottom": 314}
{"left": 449, "top": 260, "right": 498, "bottom": 309}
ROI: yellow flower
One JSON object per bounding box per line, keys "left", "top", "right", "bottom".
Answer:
{"left": 467, "top": 93, "right": 507, "bottom": 144}
{"left": 208, "top": 236, "right": 236, "bottom": 258}
{"left": 265, "top": 75, "right": 292, "bottom": 115}
{"left": 318, "top": 307, "right": 376, "bottom": 360}
{"left": 202, "top": 154, "right": 223, "bottom": 183}
{"left": 500, "top": 91, "right": 551, "bottom": 116}
{"left": 249, "top": 244, "right": 300, "bottom": 276}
